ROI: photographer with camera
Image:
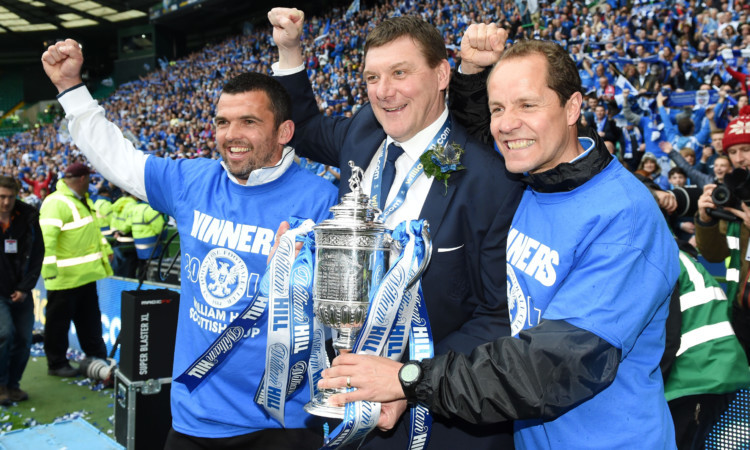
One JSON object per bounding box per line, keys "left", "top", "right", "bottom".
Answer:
{"left": 695, "top": 105, "right": 750, "bottom": 362}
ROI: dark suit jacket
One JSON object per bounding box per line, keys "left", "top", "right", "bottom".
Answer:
{"left": 630, "top": 74, "right": 658, "bottom": 92}
{"left": 591, "top": 115, "right": 621, "bottom": 145}
{"left": 277, "top": 70, "right": 522, "bottom": 449}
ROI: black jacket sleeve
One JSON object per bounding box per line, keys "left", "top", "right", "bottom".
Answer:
{"left": 448, "top": 68, "right": 493, "bottom": 145}
{"left": 412, "top": 319, "right": 620, "bottom": 424}
{"left": 18, "top": 205, "right": 43, "bottom": 292}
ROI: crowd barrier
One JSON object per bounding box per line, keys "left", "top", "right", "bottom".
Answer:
{"left": 31, "top": 276, "right": 181, "bottom": 362}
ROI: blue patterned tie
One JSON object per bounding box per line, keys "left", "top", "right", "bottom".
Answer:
{"left": 380, "top": 143, "right": 404, "bottom": 209}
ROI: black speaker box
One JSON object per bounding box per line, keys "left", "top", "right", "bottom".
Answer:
{"left": 119, "top": 289, "right": 180, "bottom": 381}
{"left": 114, "top": 371, "right": 172, "bottom": 450}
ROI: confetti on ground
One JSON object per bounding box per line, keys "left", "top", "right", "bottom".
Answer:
{"left": 1, "top": 351, "right": 114, "bottom": 436}
{"left": 23, "top": 418, "right": 39, "bottom": 427}
{"left": 29, "top": 343, "right": 46, "bottom": 357}
{"left": 53, "top": 411, "right": 92, "bottom": 424}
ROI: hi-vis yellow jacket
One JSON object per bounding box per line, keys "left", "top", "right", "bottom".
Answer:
{"left": 39, "top": 179, "right": 113, "bottom": 290}
{"left": 110, "top": 195, "right": 136, "bottom": 244}
{"left": 129, "top": 202, "right": 166, "bottom": 260}
{"left": 93, "top": 197, "right": 113, "bottom": 236}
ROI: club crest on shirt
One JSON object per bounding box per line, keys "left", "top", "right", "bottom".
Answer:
{"left": 507, "top": 263, "right": 528, "bottom": 336}
{"left": 199, "top": 247, "right": 249, "bottom": 308}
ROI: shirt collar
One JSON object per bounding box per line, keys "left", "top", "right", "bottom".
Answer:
{"left": 221, "top": 146, "right": 296, "bottom": 186}
{"left": 521, "top": 132, "right": 611, "bottom": 193}
{"left": 386, "top": 107, "right": 449, "bottom": 160}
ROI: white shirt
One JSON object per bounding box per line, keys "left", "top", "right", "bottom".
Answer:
{"left": 361, "top": 111, "right": 445, "bottom": 229}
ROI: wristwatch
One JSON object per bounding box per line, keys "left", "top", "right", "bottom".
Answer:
{"left": 398, "top": 360, "right": 423, "bottom": 403}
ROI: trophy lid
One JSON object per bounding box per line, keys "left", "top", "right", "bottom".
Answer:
{"left": 314, "top": 161, "right": 389, "bottom": 233}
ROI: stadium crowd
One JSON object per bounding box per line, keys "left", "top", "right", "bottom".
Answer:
{"left": 1, "top": 0, "right": 749, "bottom": 208}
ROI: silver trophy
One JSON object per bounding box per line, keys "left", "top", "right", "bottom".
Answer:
{"left": 304, "top": 162, "right": 431, "bottom": 418}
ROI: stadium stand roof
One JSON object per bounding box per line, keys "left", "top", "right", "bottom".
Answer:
{"left": 0, "top": 0, "right": 330, "bottom": 66}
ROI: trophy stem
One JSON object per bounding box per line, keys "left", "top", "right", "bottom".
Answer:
{"left": 333, "top": 328, "right": 360, "bottom": 352}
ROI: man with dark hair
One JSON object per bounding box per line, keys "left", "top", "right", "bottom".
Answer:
{"left": 320, "top": 39, "right": 679, "bottom": 449}
{"left": 42, "top": 39, "right": 337, "bottom": 448}
{"left": 592, "top": 103, "right": 620, "bottom": 149}
{"left": 668, "top": 166, "right": 688, "bottom": 187}
{"left": 92, "top": 186, "right": 113, "bottom": 237}
{"left": 270, "top": 9, "right": 522, "bottom": 450}
{"left": 0, "top": 176, "right": 43, "bottom": 405}
{"left": 631, "top": 60, "right": 658, "bottom": 93}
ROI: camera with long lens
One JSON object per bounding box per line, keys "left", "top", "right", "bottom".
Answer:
{"left": 708, "top": 168, "right": 750, "bottom": 222}
{"left": 671, "top": 185, "right": 702, "bottom": 217}
{"left": 79, "top": 357, "right": 118, "bottom": 386}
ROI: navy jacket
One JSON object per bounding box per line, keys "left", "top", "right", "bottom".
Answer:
{"left": 277, "top": 70, "right": 522, "bottom": 449}
{"left": 1, "top": 200, "right": 43, "bottom": 297}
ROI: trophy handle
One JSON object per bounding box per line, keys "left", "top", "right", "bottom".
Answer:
{"left": 405, "top": 221, "right": 432, "bottom": 290}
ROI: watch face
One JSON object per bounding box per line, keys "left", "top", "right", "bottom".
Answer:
{"left": 401, "top": 363, "right": 420, "bottom": 383}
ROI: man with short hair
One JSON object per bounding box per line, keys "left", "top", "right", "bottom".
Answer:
{"left": 592, "top": 103, "right": 619, "bottom": 147}
{"left": 269, "top": 9, "right": 522, "bottom": 449}
{"left": 320, "top": 39, "right": 679, "bottom": 449}
{"left": 92, "top": 187, "right": 113, "bottom": 237}
{"left": 42, "top": 39, "right": 337, "bottom": 448}
{"left": 669, "top": 167, "right": 688, "bottom": 187}
{"left": 0, "top": 176, "right": 43, "bottom": 404}
{"left": 713, "top": 155, "right": 732, "bottom": 183}
{"left": 695, "top": 105, "right": 750, "bottom": 361}
{"left": 631, "top": 60, "right": 658, "bottom": 93}
{"left": 40, "top": 162, "right": 112, "bottom": 377}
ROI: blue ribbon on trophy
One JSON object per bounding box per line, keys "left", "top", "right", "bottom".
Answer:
{"left": 322, "top": 220, "right": 433, "bottom": 449}
{"left": 307, "top": 314, "right": 328, "bottom": 417}
{"left": 256, "top": 218, "right": 316, "bottom": 425}
{"left": 406, "top": 290, "right": 434, "bottom": 449}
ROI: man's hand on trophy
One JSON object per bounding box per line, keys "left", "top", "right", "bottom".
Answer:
{"left": 320, "top": 353, "right": 406, "bottom": 405}
{"left": 268, "top": 7, "right": 305, "bottom": 69}
{"left": 459, "top": 23, "right": 508, "bottom": 75}
{"left": 268, "top": 221, "right": 303, "bottom": 264}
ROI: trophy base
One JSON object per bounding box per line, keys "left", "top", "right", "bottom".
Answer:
{"left": 304, "top": 389, "right": 345, "bottom": 419}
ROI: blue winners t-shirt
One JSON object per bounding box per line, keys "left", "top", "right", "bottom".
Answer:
{"left": 144, "top": 156, "right": 338, "bottom": 438}
{"left": 506, "top": 146, "right": 679, "bottom": 449}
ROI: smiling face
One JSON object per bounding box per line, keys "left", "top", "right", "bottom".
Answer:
{"left": 214, "top": 90, "right": 292, "bottom": 184}
{"left": 713, "top": 157, "right": 731, "bottom": 180}
{"left": 489, "top": 53, "right": 583, "bottom": 174}
{"left": 363, "top": 36, "right": 450, "bottom": 142}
